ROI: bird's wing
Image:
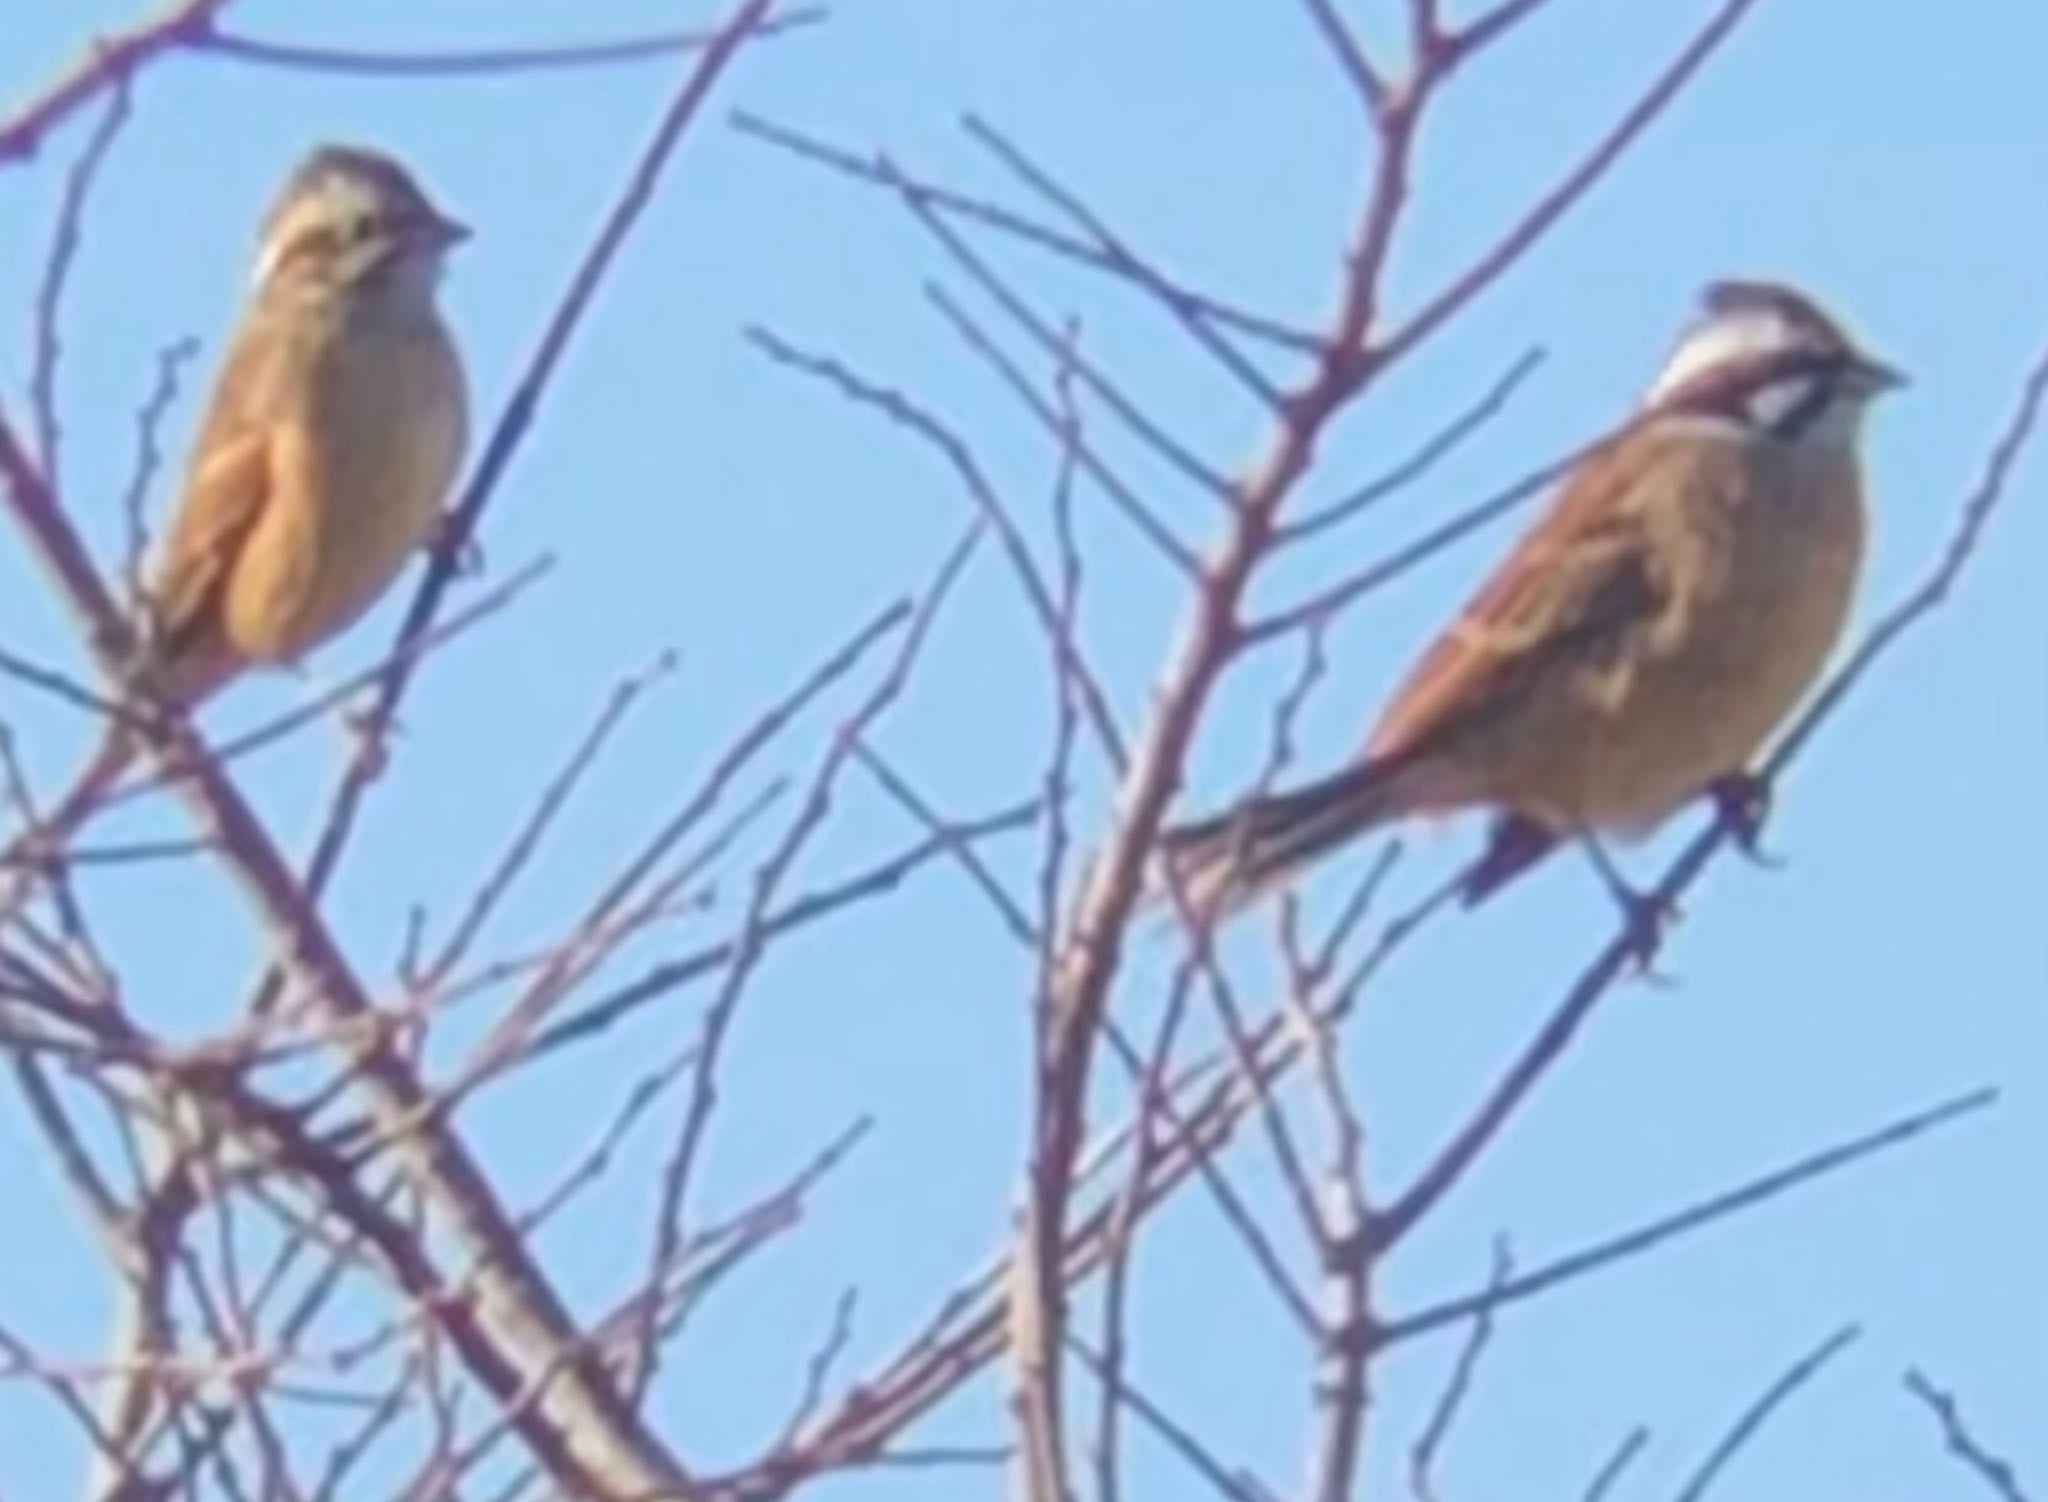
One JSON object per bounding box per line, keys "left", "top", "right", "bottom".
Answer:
{"left": 146, "top": 330, "right": 281, "bottom": 691}
{"left": 1367, "top": 426, "right": 1738, "bottom": 760}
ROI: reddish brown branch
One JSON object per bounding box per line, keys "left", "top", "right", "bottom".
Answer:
{"left": 31, "top": 77, "right": 133, "bottom": 481}
{"left": 1376, "top": 0, "right": 1767, "bottom": 367}
{"left": 1451, "top": 0, "right": 1562, "bottom": 64}
{"left": 1089, "top": 953, "right": 1206, "bottom": 1501}
{"left": 1008, "top": 33, "right": 1459, "bottom": 1491}
{"left": 0, "top": 0, "right": 231, "bottom": 166}
{"left": 1297, "top": 901, "right": 1378, "bottom": 1502}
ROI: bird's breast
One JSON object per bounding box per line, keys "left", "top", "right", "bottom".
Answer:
{"left": 225, "top": 311, "right": 467, "bottom": 661}
{"left": 1574, "top": 443, "right": 1866, "bottom": 828}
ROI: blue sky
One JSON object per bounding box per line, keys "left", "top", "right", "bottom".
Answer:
{"left": 0, "top": 1, "right": 2042, "bottom": 1498}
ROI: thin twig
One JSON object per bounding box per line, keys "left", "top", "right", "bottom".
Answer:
{"left": 921, "top": 283, "right": 1160, "bottom": 759}
{"left": 196, "top": 10, "right": 824, "bottom": 75}
{"left": 447, "top": 597, "right": 909, "bottom": 1095}
{"left": 118, "top": 337, "right": 201, "bottom": 612}
{"left": 637, "top": 525, "right": 984, "bottom": 1396}
{"left": 1451, "top": 0, "right": 1564, "bottom": 63}
{"left": 1904, "top": 1370, "right": 2033, "bottom": 1502}
{"left": 731, "top": 111, "right": 1320, "bottom": 353}
{"left": 749, "top": 321, "right": 1146, "bottom": 748}
{"left": 519, "top": 799, "right": 1038, "bottom": 1068}
{"left": 1298, "top": 0, "right": 1388, "bottom": 113}
{"left": 1579, "top": 1426, "right": 1649, "bottom": 1502}
{"left": 418, "top": 649, "right": 679, "bottom": 991}
{"left": 1672, "top": 1325, "right": 1860, "bottom": 1502}
{"left": 851, "top": 738, "right": 1037, "bottom": 947}
{"left": 903, "top": 187, "right": 1237, "bottom": 509}
{"left": 1378, "top": 1087, "right": 1996, "bottom": 1345}
{"left": 31, "top": 76, "right": 133, "bottom": 481}
{"left": 1375, "top": 0, "right": 1767, "bottom": 367}
{"left": 961, "top": 116, "right": 1286, "bottom": 408}
{"left": 1279, "top": 345, "right": 1544, "bottom": 545}
{"left": 1408, "top": 1240, "right": 1511, "bottom": 1502}
{"left": 1072, "top": 1338, "right": 1274, "bottom": 1502}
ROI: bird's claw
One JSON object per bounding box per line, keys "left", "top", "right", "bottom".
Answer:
{"left": 1579, "top": 835, "right": 1682, "bottom": 981}
{"left": 1709, "top": 772, "right": 1783, "bottom": 869}
{"left": 427, "top": 516, "right": 483, "bottom": 577}
{"left": 1614, "top": 885, "right": 1682, "bottom": 983}
{"left": 342, "top": 704, "right": 393, "bottom": 781}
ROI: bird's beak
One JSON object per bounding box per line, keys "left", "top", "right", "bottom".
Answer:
{"left": 427, "top": 213, "right": 471, "bottom": 249}
{"left": 1855, "top": 354, "right": 1908, "bottom": 393}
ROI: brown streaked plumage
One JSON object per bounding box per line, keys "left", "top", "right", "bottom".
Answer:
{"left": 14, "top": 143, "right": 469, "bottom": 858}
{"left": 1161, "top": 280, "right": 1903, "bottom": 913}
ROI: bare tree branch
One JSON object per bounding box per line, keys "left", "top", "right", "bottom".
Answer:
{"left": 1379, "top": 1086, "right": 1996, "bottom": 1346}
{"left": 1904, "top": 1370, "right": 2034, "bottom": 1502}
{"left": 1673, "top": 1324, "right": 1860, "bottom": 1502}
{"left": 195, "top": 10, "right": 824, "bottom": 76}
{"left": 0, "top": 0, "right": 231, "bottom": 166}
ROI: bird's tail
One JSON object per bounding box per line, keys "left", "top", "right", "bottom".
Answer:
{"left": 1156, "top": 758, "right": 1419, "bottom": 916}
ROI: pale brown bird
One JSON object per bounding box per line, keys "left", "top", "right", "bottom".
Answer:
{"left": 18, "top": 143, "right": 469, "bottom": 856}
{"left": 1161, "top": 280, "right": 1903, "bottom": 913}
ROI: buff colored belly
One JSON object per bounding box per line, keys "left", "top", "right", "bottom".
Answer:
{"left": 225, "top": 315, "right": 466, "bottom": 663}
{"left": 1498, "top": 472, "right": 1863, "bottom": 833}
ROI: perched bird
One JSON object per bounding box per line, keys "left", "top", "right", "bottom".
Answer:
{"left": 17, "top": 143, "right": 469, "bottom": 856}
{"left": 1161, "top": 280, "right": 1902, "bottom": 914}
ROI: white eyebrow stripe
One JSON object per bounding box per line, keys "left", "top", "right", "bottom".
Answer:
{"left": 1643, "top": 310, "right": 1807, "bottom": 406}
